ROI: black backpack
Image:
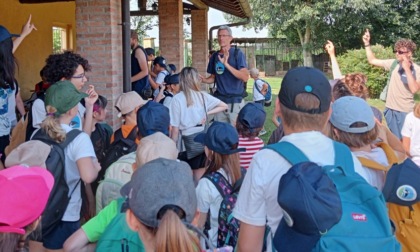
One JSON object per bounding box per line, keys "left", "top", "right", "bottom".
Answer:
{"left": 99, "top": 127, "right": 138, "bottom": 179}
{"left": 31, "top": 129, "right": 82, "bottom": 237}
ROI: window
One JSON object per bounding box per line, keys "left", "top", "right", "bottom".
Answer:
{"left": 52, "top": 25, "right": 72, "bottom": 53}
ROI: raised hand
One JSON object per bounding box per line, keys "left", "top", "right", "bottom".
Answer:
{"left": 325, "top": 40, "right": 336, "bottom": 56}
{"left": 362, "top": 29, "right": 370, "bottom": 46}
{"left": 20, "top": 14, "right": 37, "bottom": 38}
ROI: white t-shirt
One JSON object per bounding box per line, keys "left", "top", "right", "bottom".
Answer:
{"left": 402, "top": 112, "right": 420, "bottom": 166}
{"left": 170, "top": 91, "right": 221, "bottom": 136}
{"left": 253, "top": 79, "right": 265, "bottom": 102}
{"left": 233, "top": 131, "right": 370, "bottom": 252}
{"left": 153, "top": 70, "right": 169, "bottom": 97}
{"left": 352, "top": 147, "right": 388, "bottom": 190}
{"left": 196, "top": 169, "right": 230, "bottom": 248}
{"left": 61, "top": 124, "right": 97, "bottom": 221}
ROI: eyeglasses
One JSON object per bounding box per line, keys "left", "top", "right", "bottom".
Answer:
{"left": 394, "top": 50, "right": 409, "bottom": 55}
{"left": 72, "top": 73, "right": 86, "bottom": 79}
{"left": 217, "top": 34, "right": 231, "bottom": 38}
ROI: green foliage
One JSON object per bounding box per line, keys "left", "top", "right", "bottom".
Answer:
{"left": 337, "top": 45, "right": 395, "bottom": 98}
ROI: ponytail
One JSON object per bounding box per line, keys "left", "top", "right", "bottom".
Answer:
{"left": 155, "top": 210, "right": 200, "bottom": 252}
{"left": 40, "top": 105, "right": 66, "bottom": 143}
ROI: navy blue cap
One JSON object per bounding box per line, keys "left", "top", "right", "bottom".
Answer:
{"left": 279, "top": 67, "right": 331, "bottom": 114}
{"left": 237, "top": 103, "right": 266, "bottom": 131}
{"left": 0, "top": 25, "right": 19, "bottom": 43}
{"left": 137, "top": 101, "right": 170, "bottom": 137}
{"left": 274, "top": 162, "right": 342, "bottom": 251}
{"left": 164, "top": 74, "right": 179, "bottom": 85}
{"left": 382, "top": 158, "right": 420, "bottom": 206}
{"left": 194, "top": 122, "right": 245, "bottom": 155}
{"left": 153, "top": 56, "right": 167, "bottom": 68}
{"left": 168, "top": 64, "right": 177, "bottom": 73}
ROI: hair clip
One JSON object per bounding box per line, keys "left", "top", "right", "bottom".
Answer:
{"left": 47, "top": 112, "right": 55, "bottom": 117}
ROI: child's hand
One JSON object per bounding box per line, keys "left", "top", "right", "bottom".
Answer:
{"left": 85, "top": 85, "right": 98, "bottom": 106}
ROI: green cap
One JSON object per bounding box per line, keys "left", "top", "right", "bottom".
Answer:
{"left": 45, "top": 80, "right": 88, "bottom": 115}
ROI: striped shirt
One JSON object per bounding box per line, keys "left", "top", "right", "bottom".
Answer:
{"left": 238, "top": 136, "right": 264, "bottom": 169}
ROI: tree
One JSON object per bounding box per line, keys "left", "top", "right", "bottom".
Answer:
{"left": 226, "top": 0, "right": 420, "bottom": 66}
{"left": 131, "top": 16, "right": 157, "bottom": 41}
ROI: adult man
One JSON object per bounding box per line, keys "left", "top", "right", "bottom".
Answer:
{"left": 201, "top": 26, "right": 249, "bottom": 125}
{"left": 363, "top": 29, "right": 420, "bottom": 139}
{"left": 130, "top": 29, "right": 151, "bottom": 100}
{"left": 233, "top": 67, "right": 370, "bottom": 252}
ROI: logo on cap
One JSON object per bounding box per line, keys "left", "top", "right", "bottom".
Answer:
{"left": 351, "top": 213, "right": 367, "bottom": 222}
{"left": 396, "top": 185, "right": 417, "bottom": 202}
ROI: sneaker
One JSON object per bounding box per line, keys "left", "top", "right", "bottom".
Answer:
{"left": 259, "top": 129, "right": 267, "bottom": 136}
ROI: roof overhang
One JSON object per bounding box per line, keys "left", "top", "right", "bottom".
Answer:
{"left": 188, "top": 0, "right": 252, "bottom": 18}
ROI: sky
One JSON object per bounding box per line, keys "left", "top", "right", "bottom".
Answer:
{"left": 145, "top": 7, "right": 269, "bottom": 45}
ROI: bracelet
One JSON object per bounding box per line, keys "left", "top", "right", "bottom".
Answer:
{"left": 364, "top": 44, "right": 370, "bottom": 47}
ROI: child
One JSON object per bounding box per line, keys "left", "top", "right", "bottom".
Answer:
{"left": 149, "top": 56, "right": 170, "bottom": 98}
{"left": 402, "top": 103, "right": 420, "bottom": 166}
{"left": 112, "top": 91, "right": 147, "bottom": 145}
{"left": 236, "top": 103, "right": 266, "bottom": 169}
{"left": 156, "top": 73, "right": 180, "bottom": 108}
{"left": 249, "top": 68, "right": 268, "bottom": 135}
{"left": 195, "top": 122, "right": 245, "bottom": 248}
{"left": 0, "top": 165, "right": 53, "bottom": 252}
{"left": 38, "top": 80, "right": 100, "bottom": 250}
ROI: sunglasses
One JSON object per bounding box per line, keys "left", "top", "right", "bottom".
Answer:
{"left": 394, "top": 50, "right": 409, "bottom": 55}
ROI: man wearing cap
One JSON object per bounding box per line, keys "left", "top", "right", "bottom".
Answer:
{"left": 131, "top": 29, "right": 151, "bottom": 100}
{"left": 363, "top": 29, "right": 420, "bottom": 139}
{"left": 233, "top": 67, "right": 369, "bottom": 252}
{"left": 201, "top": 26, "right": 249, "bottom": 126}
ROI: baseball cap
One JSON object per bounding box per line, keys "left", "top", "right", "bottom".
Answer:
{"left": 169, "top": 64, "right": 177, "bottom": 73}
{"left": 330, "top": 96, "right": 375, "bottom": 133}
{"left": 237, "top": 103, "right": 266, "bottom": 131}
{"left": 45, "top": 80, "right": 88, "bottom": 115}
{"left": 194, "top": 121, "right": 245, "bottom": 155}
{"left": 0, "top": 166, "right": 54, "bottom": 234}
{"left": 5, "top": 140, "right": 51, "bottom": 169}
{"left": 137, "top": 101, "right": 170, "bottom": 137}
{"left": 279, "top": 67, "right": 331, "bottom": 114}
{"left": 274, "top": 162, "right": 342, "bottom": 251}
{"left": 382, "top": 158, "right": 420, "bottom": 206}
{"left": 0, "top": 25, "right": 19, "bottom": 43}
{"left": 121, "top": 158, "right": 196, "bottom": 228}
{"left": 115, "top": 91, "right": 147, "bottom": 116}
{"left": 164, "top": 74, "right": 179, "bottom": 85}
{"left": 135, "top": 132, "right": 178, "bottom": 168}
{"left": 153, "top": 56, "right": 167, "bottom": 68}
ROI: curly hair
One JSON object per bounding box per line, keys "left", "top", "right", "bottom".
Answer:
{"left": 395, "top": 39, "right": 417, "bottom": 53}
{"left": 43, "top": 51, "right": 91, "bottom": 84}
{"left": 342, "top": 73, "right": 369, "bottom": 100}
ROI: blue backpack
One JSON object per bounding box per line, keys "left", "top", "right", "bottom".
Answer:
{"left": 254, "top": 79, "right": 272, "bottom": 107}
{"left": 267, "top": 141, "right": 401, "bottom": 252}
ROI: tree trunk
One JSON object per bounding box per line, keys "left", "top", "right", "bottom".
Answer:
{"left": 302, "top": 45, "right": 313, "bottom": 67}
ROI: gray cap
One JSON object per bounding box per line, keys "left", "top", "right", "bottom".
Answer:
{"left": 330, "top": 96, "right": 375, "bottom": 133}
{"left": 121, "top": 158, "right": 196, "bottom": 228}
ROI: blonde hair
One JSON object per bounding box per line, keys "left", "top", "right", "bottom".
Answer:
{"left": 414, "top": 103, "right": 420, "bottom": 118}
{"left": 206, "top": 151, "right": 241, "bottom": 185}
{"left": 280, "top": 93, "right": 330, "bottom": 131}
{"left": 154, "top": 210, "right": 200, "bottom": 252}
{"left": 40, "top": 106, "right": 66, "bottom": 143}
{"left": 179, "top": 67, "right": 202, "bottom": 107}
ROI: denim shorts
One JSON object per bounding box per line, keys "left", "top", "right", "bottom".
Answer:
{"left": 42, "top": 220, "right": 80, "bottom": 249}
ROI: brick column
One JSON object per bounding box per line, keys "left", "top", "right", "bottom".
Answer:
{"left": 158, "top": 0, "right": 183, "bottom": 71}
{"left": 76, "top": 0, "right": 123, "bottom": 128}
{"left": 191, "top": 9, "right": 208, "bottom": 78}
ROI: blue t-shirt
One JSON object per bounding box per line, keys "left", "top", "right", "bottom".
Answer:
{"left": 207, "top": 47, "right": 247, "bottom": 103}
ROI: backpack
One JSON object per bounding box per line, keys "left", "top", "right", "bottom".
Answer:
{"left": 96, "top": 152, "right": 136, "bottom": 213}
{"left": 4, "top": 113, "right": 29, "bottom": 156}
{"left": 267, "top": 141, "right": 400, "bottom": 252}
{"left": 99, "top": 127, "right": 137, "bottom": 178}
{"left": 95, "top": 198, "right": 145, "bottom": 252}
{"left": 379, "top": 59, "right": 399, "bottom": 101}
{"left": 254, "top": 79, "right": 272, "bottom": 107}
{"left": 203, "top": 168, "right": 246, "bottom": 247}
{"left": 31, "top": 129, "right": 82, "bottom": 237}
{"left": 358, "top": 143, "right": 420, "bottom": 252}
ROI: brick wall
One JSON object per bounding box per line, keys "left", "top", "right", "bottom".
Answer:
{"left": 191, "top": 9, "right": 208, "bottom": 78}
{"left": 76, "top": 0, "right": 123, "bottom": 128}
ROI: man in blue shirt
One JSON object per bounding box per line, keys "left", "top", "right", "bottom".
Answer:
{"left": 201, "top": 26, "right": 249, "bottom": 125}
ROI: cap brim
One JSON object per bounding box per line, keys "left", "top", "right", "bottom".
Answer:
{"left": 226, "top": 147, "right": 246, "bottom": 154}
{"left": 120, "top": 181, "right": 133, "bottom": 198}
{"left": 273, "top": 219, "right": 320, "bottom": 252}
{"left": 193, "top": 133, "right": 206, "bottom": 144}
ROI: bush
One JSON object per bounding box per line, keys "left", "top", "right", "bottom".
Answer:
{"left": 337, "top": 45, "right": 395, "bottom": 98}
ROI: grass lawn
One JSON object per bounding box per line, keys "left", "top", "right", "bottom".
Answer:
{"left": 244, "top": 77, "right": 388, "bottom": 143}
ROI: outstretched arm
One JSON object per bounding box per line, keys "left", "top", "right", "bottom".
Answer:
{"left": 325, "top": 40, "right": 343, "bottom": 79}
{"left": 13, "top": 15, "right": 37, "bottom": 53}
{"left": 363, "top": 29, "right": 386, "bottom": 67}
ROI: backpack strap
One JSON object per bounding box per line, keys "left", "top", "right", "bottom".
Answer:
{"left": 332, "top": 141, "right": 355, "bottom": 175}
{"left": 265, "top": 141, "right": 310, "bottom": 165}
{"left": 126, "top": 127, "right": 138, "bottom": 141}
{"left": 60, "top": 129, "right": 83, "bottom": 149}
{"left": 358, "top": 157, "right": 389, "bottom": 172}
{"left": 388, "top": 60, "right": 399, "bottom": 85}
{"left": 376, "top": 142, "right": 399, "bottom": 165}
{"left": 356, "top": 142, "right": 398, "bottom": 172}
{"left": 204, "top": 171, "right": 233, "bottom": 197}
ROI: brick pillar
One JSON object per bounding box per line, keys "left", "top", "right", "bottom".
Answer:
{"left": 158, "top": 0, "right": 183, "bottom": 70}
{"left": 191, "top": 9, "right": 208, "bottom": 78}
{"left": 76, "top": 0, "right": 123, "bottom": 128}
